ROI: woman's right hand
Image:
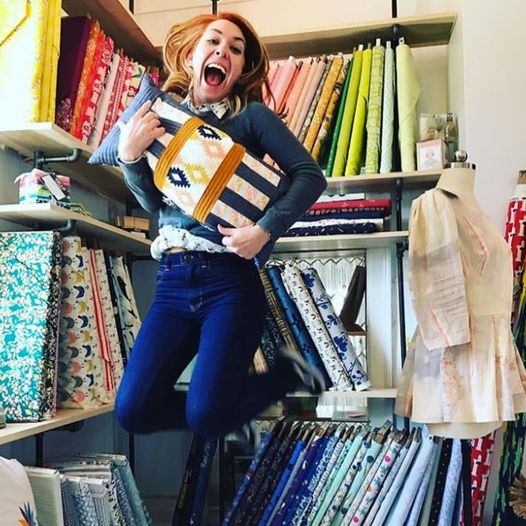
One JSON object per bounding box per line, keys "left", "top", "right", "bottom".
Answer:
{"left": 118, "top": 100, "right": 165, "bottom": 162}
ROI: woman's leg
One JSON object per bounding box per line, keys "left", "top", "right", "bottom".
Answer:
{"left": 115, "top": 261, "right": 200, "bottom": 434}
{"left": 185, "top": 257, "right": 297, "bottom": 438}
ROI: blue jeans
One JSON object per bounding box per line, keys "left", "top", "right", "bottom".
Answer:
{"left": 115, "top": 251, "right": 292, "bottom": 439}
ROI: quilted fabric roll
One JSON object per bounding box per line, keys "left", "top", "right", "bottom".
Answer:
{"left": 380, "top": 42, "right": 395, "bottom": 173}
{"left": 364, "top": 42, "right": 385, "bottom": 174}
{"left": 91, "top": 76, "right": 290, "bottom": 232}
{"left": 396, "top": 42, "right": 421, "bottom": 171}
{"left": 301, "top": 267, "right": 370, "bottom": 390}
{"left": 282, "top": 265, "right": 352, "bottom": 390}
{"left": 332, "top": 48, "right": 363, "bottom": 177}
{"left": 0, "top": 231, "right": 62, "bottom": 422}
{"left": 345, "top": 46, "right": 372, "bottom": 176}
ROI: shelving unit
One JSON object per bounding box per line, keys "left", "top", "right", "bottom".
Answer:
{"left": 0, "top": 404, "right": 115, "bottom": 447}
{"left": 0, "top": 203, "right": 152, "bottom": 254}
{"left": 293, "top": 388, "right": 397, "bottom": 399}
{"left": 0, "top": 123, "right": 128, "bottom": 201}
{"left": 263, "top": 12, "right": 456, "bottom": 59}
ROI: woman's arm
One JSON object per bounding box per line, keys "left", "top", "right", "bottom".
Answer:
{"left": 249, "top": 102, "right": 328, "bottom": 239}
{"left": 120, "top": 158, "right": 164, "bottom": 213}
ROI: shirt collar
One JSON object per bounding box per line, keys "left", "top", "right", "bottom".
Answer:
{"left": 182, "top": 96, "right": 230, "bottom": 120}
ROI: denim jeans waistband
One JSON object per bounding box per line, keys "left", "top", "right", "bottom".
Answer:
{"left": 161, "top": 250, "right": 249, "bottom": 267}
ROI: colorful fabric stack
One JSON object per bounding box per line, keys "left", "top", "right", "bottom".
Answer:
{"left": 260, "top": 261, "right": 369, "bottom": 392}
{"left": 0, "top": 232, "right": 140, "bottom": 420}
{"left": 223, "top": 421, "right": 479, "bottom": 526}
{"left": 55, "top": 16, "right": 160, "bottom": 146}
{"left": 285, "top": 197, "right": 392, "bottom": 237}
{"left": 265, "top": 40, "right": 421, "bottom": 176}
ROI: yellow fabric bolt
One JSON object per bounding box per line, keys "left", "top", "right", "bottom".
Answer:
{"left": 303, "top": 55, "right": 343, "bottom": 153}
{"left": 364, "top": 44, "right": 385, "bottom": 174}
{"left": 0, "top": 0, "right": 55, "bottom": 125}
{"left": 311, "top": 59, "right": 347, "bottom": 162}
{"left": 332, "top": 49, "right": 363, "bottom": 177}
{"left": 345, "top": 47, "right": 372, "bottom": 176}
{"left": 396, "top": 43, "right": 421, "bottom": 172}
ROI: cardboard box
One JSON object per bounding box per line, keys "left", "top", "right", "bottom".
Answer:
{"left": 416, "top": 139, "right": 447, "bottom": 170}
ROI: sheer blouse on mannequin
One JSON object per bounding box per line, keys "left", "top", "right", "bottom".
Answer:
{"left": 395, "top": 151, "right": 526, "bottom": 440}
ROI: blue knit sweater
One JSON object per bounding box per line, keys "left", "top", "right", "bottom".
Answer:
{"left": 120, "top": 101, "right": 327, "bottom": 265}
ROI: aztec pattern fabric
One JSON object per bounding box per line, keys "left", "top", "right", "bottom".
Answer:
{"left": 301, "top": 267, "right": 370, "bottom": 390}
{"left": 90, "top": 75, "right": 290, "bottom": 231}
{"left": 0, "top": 231, "right": 61, "bottom": 422}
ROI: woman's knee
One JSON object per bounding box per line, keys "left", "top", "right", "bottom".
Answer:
{"left": 186, "top": 399, "right": 223, "bottom": 439}
{"left": 115, "top": 390, "right": 148, "bottom": 434}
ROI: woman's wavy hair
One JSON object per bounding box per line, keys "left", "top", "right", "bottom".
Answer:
{"left": 162, "top": 12, "right": 273, "bottom": 115}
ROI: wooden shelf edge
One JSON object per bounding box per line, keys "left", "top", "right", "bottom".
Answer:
{"left": 0, "top": 203, "right": 152, "bottom": 253}
{"left": 264, "top": 12, "right": 457, "bottom": 59}
{"left": 0, "top": 404, "right": 115, "bottom": 446}
{"left": 292, "top": 388, "right": 397, "bottom": 399}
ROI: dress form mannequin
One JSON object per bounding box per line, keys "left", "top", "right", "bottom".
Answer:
{"left": 430, "top": 152, "right": 500, "bottom": 439}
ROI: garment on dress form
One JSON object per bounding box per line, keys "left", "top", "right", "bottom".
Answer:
{"left": 395, "top": 166, "right": 526, "bottom": 439}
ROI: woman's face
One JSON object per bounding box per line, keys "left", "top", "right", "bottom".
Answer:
{"left": 189, "top": 19, "right": 246, "bottom": 105}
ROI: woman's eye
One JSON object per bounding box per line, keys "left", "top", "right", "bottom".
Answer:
{"left": 231, "top": 46, "right": 242, "bottom": 55}
{"left": 207, "top": 38, "right": 219, "bottom": 45}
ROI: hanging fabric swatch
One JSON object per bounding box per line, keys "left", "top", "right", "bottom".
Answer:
{"left": 325, "top": 56, "right": 352, "bottom": 175}
{"left": 364, "top": 41, "right": 385, "bottom": 174}
{"left": 311, "top": 59, "right": 348, "bottom": 163}
{"left": 345, "top": 45, "right": 373, "bottom": 176}
{"left": 0, "top": 0, "right": 61, "bottom": 125}
{"left": 282, "top": 265, "right": 353, "bottom": 390}
{"left": 301, "top": 267, "right": 370, "bottom": 390}
{"left": 380, "top": 41, "right": 396, "bottom": 173}
{"left": 0, "top": 231, "right": 61, "bottom": 422}
{"left": 333, "top": 48, "right": 363, "bottom": 176}
{"left": 396, "top": 41, "right": 421, "bottom": 171}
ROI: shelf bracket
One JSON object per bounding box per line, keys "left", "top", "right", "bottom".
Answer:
{"left": 394, "top": 177, "right": 403, "bottom": 231}
{"left": 33, "top": 148, "right": 82, "bottom": 171}
{"left": 210, "top": 0, "right": 219, "bottom": 14}
{"left": 391, "top": 0, "right": 398, "bottom": 18}
{"left": 396, "top": 241, "right": 408, "bottom": 367}
{"left": 54, "top": 219, "right": 77, "bottom": 236}
{"left": 35, "top": 433, "right": 44, "bottom": 467}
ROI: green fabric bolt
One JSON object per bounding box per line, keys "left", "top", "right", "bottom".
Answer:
{"left": 380, "top": 43, "right": 395, "bottom": 173}
{"left": 364, "top": 43, "right": 385, "bottom": 174}
{"left": 396, "top": 43, "right": 421, "bottom": 172}
{"left": 311, "top": 58, "right": 348, "bottom": 163}
{"left": 325, "top": 58, "right": 352, "bottom": 176}
{"left": 345, "top": 46, "right": 372, "bottom": 176}
{"left": 332, "top": 49, "right": 363, "bottom": 177}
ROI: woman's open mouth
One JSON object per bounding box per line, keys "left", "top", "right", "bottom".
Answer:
{"left": 204, "top": 63, "right": 227, "bottom": 86}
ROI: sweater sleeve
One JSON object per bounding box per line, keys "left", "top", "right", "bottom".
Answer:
{"left": 119, "top": 157, "right": 164, "bottom": 213}
{"left": 248, "top": 103, "right": 327, "bottom": 239}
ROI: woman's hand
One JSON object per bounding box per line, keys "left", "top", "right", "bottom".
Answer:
{"left": 218, "top": 224, "right": 271, "bottom": 259}
{"left": 118, "top": 100, "right": 165, "bottom": 162}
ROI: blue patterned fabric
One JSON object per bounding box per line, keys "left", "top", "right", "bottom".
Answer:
{"left": 301, "top": 267, "right": 369, "bottom": 390}
{"left": 266, "top": 265, "right": 332, "bottom": 388}
{"left": 0, "top": 231, "right": 62, "bottom": 422}
{"left": 285, "top": 221, "right": 379, "bottom": 237}
{"left": 437, "top": 439, "right": 462, "bottom": 526}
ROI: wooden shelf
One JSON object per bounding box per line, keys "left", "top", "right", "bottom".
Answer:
{"left": 0, "top": 203, "right": 152, "bottom": 254}
{"left": 0, "top": 122, "right": 131, "bottom": 201}
{"left": 264, "top": 12, "right": 456, "bottom": 59}
{"left": 62, "top": 0, "right": 160, "bottom": 65}
{"left": 273, "top": 231, "right": 407, "bottom": 256}
{"left": 325, "top": 169, "right": 441, "bottom": 195}
{"left": 293, "top": 388, "right": 397, "bottom": 399}
{"left": 0, "top": 404, "right": 114, "bottom": 446}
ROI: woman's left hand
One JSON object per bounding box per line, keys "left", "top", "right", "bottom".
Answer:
{"left": 218, "top": 224, "right": 271, "bottom": 260}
